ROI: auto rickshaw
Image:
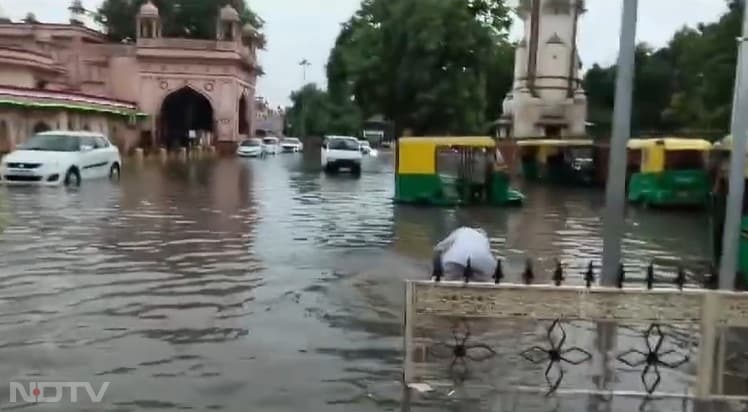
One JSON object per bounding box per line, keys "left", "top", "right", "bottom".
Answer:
{"left": 394, "top": 136, "right": 524, "bottom": 206}
{"left": 516, "top": 139, "right": 599, "bottom": 185}
{"left": 626, "top": 138, "right": 713, "bottom": 207}
{"left": 708, "top": 135, "right": 748, "bottom": 287}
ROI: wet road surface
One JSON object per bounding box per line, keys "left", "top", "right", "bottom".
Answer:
{"left": 0, "top": 150, "right": 731, "bottom": 411}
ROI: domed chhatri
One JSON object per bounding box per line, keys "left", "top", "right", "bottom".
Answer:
{"left": 220, "top": 4, "right": 240, "bottom": 22}
{"left": 242, "top": 23, "right": 257, "bottom": 38}
{"left": 138, "top": 1, "right": 159, "bottom": 18}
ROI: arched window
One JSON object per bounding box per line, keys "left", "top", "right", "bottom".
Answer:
{"left": 32, "top": 121, "right": 51, "bottom": 134}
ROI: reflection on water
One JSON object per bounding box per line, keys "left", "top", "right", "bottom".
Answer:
{"left": 0, "top": 151, "right": 717, "bottom": 411}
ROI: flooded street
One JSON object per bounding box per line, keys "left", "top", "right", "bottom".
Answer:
{"left": 0, "top": 150, "right": 716, "bottom": 411}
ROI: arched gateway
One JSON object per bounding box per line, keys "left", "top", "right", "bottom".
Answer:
{"left": 158, "top": 87, "right": 214, "bottom": 149}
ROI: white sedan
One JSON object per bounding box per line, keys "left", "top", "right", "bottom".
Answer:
{"left": 237, "top": 138, "right": 264, "bottom": 157}
{"left": 280, "top": 137, "right": 303, "bottom": 153}
{"left": 262, "top": 137, "right": 280, "bottom": 155}
{"left": 0, "top": 131, "right": 122, "bottom": 186}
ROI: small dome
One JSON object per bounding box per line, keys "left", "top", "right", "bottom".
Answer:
{"left": 138, "top": 1, "right": 159, "bottom": 18}
{"left": 220, "top": 5, "right": 240, "bottom": 22}
{"left": 242, "top": 23, "right": 256, "bottom": 38}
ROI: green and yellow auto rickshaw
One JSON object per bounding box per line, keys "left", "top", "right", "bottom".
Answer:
{"left": 626, "top": 137, "right": 713, "bottom": 207}
{"left": 517, "top": 139, "right": 600, "bottom": 185}
{"left": 394, "top": 136, "right": 524, "bottom": 206}
{"left": 708, "top": 135, "right": 748, "bottom": 286}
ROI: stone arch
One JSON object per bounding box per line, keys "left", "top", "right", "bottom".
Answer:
{"left": 158, "top": 86, "right": 215, "bottom": 149}
{"left": 238, "top": 93, "right": 249, "bottom": 135}
{"left": 32, "top": 121, "right": 51, "bottom": 134}
{"left": 0, "top": 120, "right": 9, "bottom": 153}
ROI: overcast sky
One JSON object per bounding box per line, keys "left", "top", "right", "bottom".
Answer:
{"left": 0, "top": 0, "right": 729, "bottom": 107}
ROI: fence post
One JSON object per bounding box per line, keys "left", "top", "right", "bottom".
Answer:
{"left": 403, "top": 282, "right": 415, "bottom": 384}
{"left": 695, "top": 292, "right": 720, "bottom": 398}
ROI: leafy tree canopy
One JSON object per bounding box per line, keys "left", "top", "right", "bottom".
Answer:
{"left": 584, "top": 0, "right": 742, "bottom": 138}
{"left": 290, "top": 0, "right": 514, "bottom": 137}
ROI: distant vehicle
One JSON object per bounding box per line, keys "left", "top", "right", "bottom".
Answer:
{"left": 0, "top": 131, "right": 121, "bottom": 187}
{"left": 280, "top": 137, "right": 303, "bottom": 153}
{"left": 321, "top": 135, "right": 363, "bottom": 175}
{"left": 358, "top": 139, "right": 378, "bottom": 157}
{"left": 359, "top": 139, "right": 372, "bottom": 154}
{"left": 262, "top": 136, "right": 280, "bottom": 155}
{"left": 237, "top": 138, "right": 264, "bottom": 157}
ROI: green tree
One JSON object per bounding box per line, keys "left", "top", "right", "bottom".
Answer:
{"left": 23, "top": 13, "right": 38, "bottom": 23}
{"left": 325, "top": 0, "right": 514, "bottom": 136}
{"left": 584, "top": 0, "right": 742, "bottom": 137}
{"left": 286, "top": 84, "right": 333, "bottom": 138}
{"left": 96, "top": 0, "right": 263, "bottom": 42}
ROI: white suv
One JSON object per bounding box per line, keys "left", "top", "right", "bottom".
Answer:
{"left": 321, "top": 136, "right": 363, "bottom": 175}
{"left": 0, "top": 131, "right": 122, "bottom": 186}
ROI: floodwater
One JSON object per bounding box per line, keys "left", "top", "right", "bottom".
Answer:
{"left": 0, "top": 149, "right": 732, "bottom": 412}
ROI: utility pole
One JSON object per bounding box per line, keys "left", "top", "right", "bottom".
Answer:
{"left": 299, "top": 59, "right": 311, "bottom": 138}
{"left": 600, "top": 0, "right": 639, "bottom": 286}
{"left": 719, "top": 7, "right": 748, "bottom": 290}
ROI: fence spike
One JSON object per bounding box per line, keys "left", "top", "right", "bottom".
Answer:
{"left": 523, "top": 258, "right": 534, "bottom": 285}
{"left": 584, "top": 261, "right": 595, "bottom": 288}
{"left": 432, "top": 253, "right": 443, "bottom": 282}
{"left": 617, "top": 263, "right": 625, "bottom": 289}
{"left": 463, "top": 258, "right": 473, "bottom": 284}
{"left": 646, "top": 262, "right": 655, "bottom": 290}
{"left": 493, "top": 259, "right": 504, "bottom": 284}
{"left": 675, "top": 266, "right": 686, "bottom": 290}
{"left": 553, "top": 259, "right": 564, "bottom": 286}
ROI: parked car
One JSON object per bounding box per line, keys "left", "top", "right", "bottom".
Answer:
{"left": 0, "top": 131, "right": 121, "bottom": 187}
{"left": 280, "top": 137, "right": 303, "bottom": 153}
{"left": 237, "top": 138, "right": 264, "bottom": 157}
{"left": 321, "top": 135, "right": 363, "bottom": 175}
{"left": 262, "top": 137, "right": 280, "bottom": 155}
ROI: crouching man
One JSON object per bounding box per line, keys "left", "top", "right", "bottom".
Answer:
{"left": 432, "top": 226, "right": 497, "bottom": 282}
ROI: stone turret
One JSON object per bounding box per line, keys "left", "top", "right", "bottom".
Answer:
{"left": 69, "top": 0, "right": 86, "bottom": 26}
{"left": 218, "top": 5, "right": 240, "bottom": 41}
{"left": 499, "top": 0, "right": 588, "bottom": 138}
{"left": 136, "top": 1, "right": 161, "bottom": 39}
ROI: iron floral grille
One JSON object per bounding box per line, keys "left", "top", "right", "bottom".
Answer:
{"left": 616, "top": 323, "right": 690, "bottom": 394}
{"left": 428, "top": 319, "right": 497, "bottom": 383}
{"left": 520, "top": 319, "right": 593, "bottom": 395}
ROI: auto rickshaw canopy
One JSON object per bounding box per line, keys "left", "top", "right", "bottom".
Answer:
{"left": 516, "top": 139, "right": 594, "bottom": 147}
{"left": 627, "top": 138, "right": 712, "bottom": 173}
{"left": 397, "top": 136, "right": 497, "bottom": 174}
{"left": 627, "top": 137, "right": 713, "bottom": 151}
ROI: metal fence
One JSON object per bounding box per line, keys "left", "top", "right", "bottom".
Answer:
{"left": 402, "top": 262, "right": 748, "bottom": 410}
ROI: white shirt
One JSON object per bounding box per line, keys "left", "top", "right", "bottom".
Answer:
{"left": 434, "top": 227, "right": 497, "bottom": 278}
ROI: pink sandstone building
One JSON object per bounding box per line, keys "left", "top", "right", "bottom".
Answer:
{"left": 0, "top": 1, "right": 261, "bottom": 155}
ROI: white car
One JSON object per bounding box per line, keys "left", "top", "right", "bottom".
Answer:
{"left": 261, "top": 137, "right": 280, "bottom": 155}
{"left": 280, "top": 137, "right": 303, "bottom": 153}
{"left": 0, "top": 131, "right": 121, "bottom": 187}
{"left": 237, "top": 138, "right": 264, "bottom": 157}
{"left": 358, "top": 139, "right": 378, "bottom": 156}
{"left": 321, "top": 135, "right": 363, "bottom": 175}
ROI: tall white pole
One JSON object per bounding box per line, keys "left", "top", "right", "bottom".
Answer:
{"left": 718, "top": 8, "right": 748, "bottom": 290}
{"left": 299, "top": 59, "right": 311, "bottom": 138}
{"left": 601, "top": 0, "right": 639, "bottom": 285}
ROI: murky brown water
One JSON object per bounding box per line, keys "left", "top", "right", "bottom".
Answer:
{"left": 0, "top": 150, "right": 730, "bottom": 411}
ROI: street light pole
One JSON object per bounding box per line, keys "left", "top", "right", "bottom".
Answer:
{"left": 601, "top": 0, "right": 639, "bottom": 286}
{"left": 718, "top": 8, "right": 748, "bottom": 290}
{"left": 299, "top": 59, "right": 311, "bottom": 138}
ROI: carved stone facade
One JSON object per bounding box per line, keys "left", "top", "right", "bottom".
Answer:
{"left": 498, "top": 0, "right": 588, "bottom": 139}
{"left": 0, "top": 1, "right": 261, "bottom": 155}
